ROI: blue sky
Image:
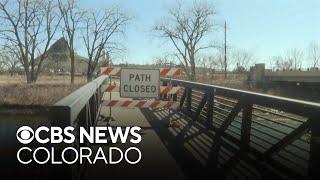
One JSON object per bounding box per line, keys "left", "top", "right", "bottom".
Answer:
{"left": 78, "top": 0, "right": 320, "bottom": 66}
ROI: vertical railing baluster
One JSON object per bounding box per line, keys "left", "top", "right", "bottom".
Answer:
{"left": 179, "top": 88, "right": 187, "bottom": 108}
{"left": 240, "top": 102, "right": 253, "bottom": 152}
{"left": 206, "top": 89, "right": 214, "bottom": 126}
{"left": 186, "top": 87, "right": 192, "bottom": 112}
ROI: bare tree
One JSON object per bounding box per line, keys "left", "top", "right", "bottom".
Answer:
{"left": 152, "top": 54, "right": 178, "bottom": 68}
{"left": 0, "top": 46, "right": 21, "bottom": 76}
{"left": 208, "top": 55, "right": 218, "bottom": 79}
{"left": 308, "top": 41, "right": 320, "bottom": 68}
{"left": 0, "top": 63, "right": 4, "bottom": 73}
{"left": 82, "top": 8, "right": 129, "bottom": 81}
{"left": 214, "top": 53, "right": 224, "bottom": 71}
{"left": 231, "top": 48, "right": 254, "bottom": 72}
{"left": 58, "top": 0, "right": 83, "bottom": 84}
{"left": 268, "top": 56, "right": 276, "bottom": 71}
{"left": 153, "top": 55, "right": 170, "bottom": 68}
{"left": 99, "top": 50, "right": 110, "bottom": 67}
{"left": 286, "top": 48, "right": 304, "bottom": 70}
{"left": 152, "top": 0, "right": 217, "bottom": 81}
{"left": 272, "top": 55, "right": 292, "bottom": 70}
{"left": 213, "top": 49, "right": 228, "bottom": 72}
{"left": 0, "top": 47, "right": 6, "bottom": 73}
{"left": 199, "top": 55, "right": 217, "bottom": 81}
{"left": 0, "top": 0, "right": 61, "bottom": 83}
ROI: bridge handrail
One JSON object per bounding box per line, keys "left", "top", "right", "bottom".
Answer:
{"left": 49, "top": 75, "right": 108, "bottom": 179}
{"left": 50, "top": 75, "right": 108, "bottom": 127}
{"left": 161, "top": 77, "right": 320, "bottom": 178}
{"left": 162, "top": 77, "right": 320, "bottom": 117}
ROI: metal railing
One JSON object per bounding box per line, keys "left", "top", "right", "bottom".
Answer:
{"left": 49, "top": 75, "right": 108, "bottom": 180}
{"left": 161, "top": 77, "right": 320, "bottom": 179}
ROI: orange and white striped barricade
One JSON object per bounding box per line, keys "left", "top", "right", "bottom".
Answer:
{"left": 100, "top": 67, "right": 121, "bottom": 76}
{"left": 160, "top": 85, "right": 181, "bottom": 95}
{"left": 104, "top": 85, "right": 120, "bottom": 93}
{"left": 100, "top": 68, "right": 121, "bottom": 121}
{"left": 100, "top": 67, "right": 182, "bottom": 113}
{"left": 100, "top": 67, "right": 182, "bottom": 77}
{"left": 104, "top": 100, "right": 180, "bottom": 110}
{"left": 159, "top": 68, "right": 181, "bottom": 77}
{"left": 104, "top": 84, "right": 181, "bottom": 95}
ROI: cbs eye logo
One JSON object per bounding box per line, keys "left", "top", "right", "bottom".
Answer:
{"left": 16, "top": 126, "right": 34, "bottom": 144}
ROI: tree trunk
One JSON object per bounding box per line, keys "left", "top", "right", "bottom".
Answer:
{"left": 70, "top": 50, "right": 75, "bottom": 84}
{"left": 26, "top": 72, "right": 32, "bottom": 84}
{"left": 87, "top": 66, "right": 93, "bottom": 82}
{"left": 32, "top": 72, "right": 38, "bottom": 82}
{"left": 24, "top": 61, "right": 32, "bottom": 84}
{"left": 190, "top": 61, "right": 196, "bottom": 81}
{"left": 87, "top": 73, "right": 93, "bottom": 82}
{"left": 224, "top": 69, "right": 227, "bottom": 79}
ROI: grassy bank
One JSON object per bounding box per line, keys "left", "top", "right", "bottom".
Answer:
{"left": 0, "top": 75, "right": 86, "bottom": 106}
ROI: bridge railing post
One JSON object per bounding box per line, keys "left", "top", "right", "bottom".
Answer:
{"left": 309, "top": 113, "right": 320, "bottom": 178}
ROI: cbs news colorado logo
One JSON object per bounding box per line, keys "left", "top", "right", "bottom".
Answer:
{"left": 16, "top": 126, "right": 142, "bottom": 165}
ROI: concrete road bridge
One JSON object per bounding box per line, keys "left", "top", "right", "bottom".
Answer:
{"left": 250, "top": 63, "right": 320, "bottom": 84}
{"left": 264, "top": 70, "right": 320, "bottom": 83}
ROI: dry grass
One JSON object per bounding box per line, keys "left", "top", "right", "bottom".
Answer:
{"left": 197, "top": 73, "right": 250, "bottom": 90}
{"left": 0, "top": 74, "right": 86, "bottom": 85}
{"left": 0, "top": 73, "right": 248, "bottom": 106}
{"left": 0, "top": 75, "right": 86, "bottom": 106}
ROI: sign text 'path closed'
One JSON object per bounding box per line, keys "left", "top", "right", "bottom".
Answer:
{"left": 120, "top": 68, "right": 160, "bottom": 98}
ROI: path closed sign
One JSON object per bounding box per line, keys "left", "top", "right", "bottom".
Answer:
{"left": 120, "top": 68, "right": 160, "bottom": 98}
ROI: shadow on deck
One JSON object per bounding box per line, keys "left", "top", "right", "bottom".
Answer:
{"left": 84, "top": 106, "right": 222, "bottom": 180}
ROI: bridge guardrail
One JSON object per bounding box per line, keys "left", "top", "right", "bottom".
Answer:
{"left": 161, "top": 77, "right": 320, "bottom": 179}
{"left": 49, "top": 75, "right": 108, "bottom": 180}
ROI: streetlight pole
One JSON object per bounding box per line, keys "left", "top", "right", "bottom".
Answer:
{"left": 224, "top": 21, "right": 227, "bottom": 79}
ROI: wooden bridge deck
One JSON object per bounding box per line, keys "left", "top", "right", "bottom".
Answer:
{"left": 84, "top": 92, "right": 187, "bottom": 180}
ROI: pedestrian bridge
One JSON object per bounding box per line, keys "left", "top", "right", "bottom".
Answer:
{"left": 47, "top": 75, "right": 320, "bottom": 180}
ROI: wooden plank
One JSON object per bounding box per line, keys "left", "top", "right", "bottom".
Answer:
{"left": 264, "top": 120, "right": 310, "bottom": 157}
{"left": 194, "top": 93, "right": 208, "bottom": 121}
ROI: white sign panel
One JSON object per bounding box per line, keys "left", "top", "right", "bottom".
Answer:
{"left": 120, "top": 68, "right": 160, "bottom": 98}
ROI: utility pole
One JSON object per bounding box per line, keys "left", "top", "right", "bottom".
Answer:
{"left": 224, "top": 21, "right": 227, "bottom": 79}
